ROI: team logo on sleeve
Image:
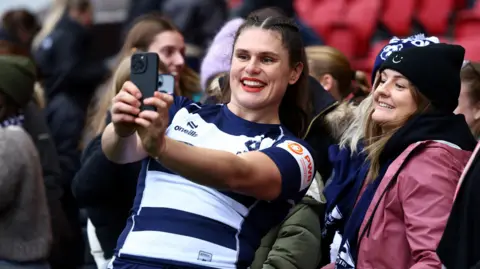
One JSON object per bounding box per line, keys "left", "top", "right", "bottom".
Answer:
{"left": 287, "top": 142, "right": 304, "bottom": 155}
{"left": 278, "top": 140, "right": 314, "bottom": 191}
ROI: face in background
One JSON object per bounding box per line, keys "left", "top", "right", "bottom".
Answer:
{"left": 371, "top": 69, "right": 418, "bottom": 131}
{"left": 148, "top": 31, "right": 186, "bottom": 88}
{"left": 229, "top": 27, "right": 302, "bottom": 112}
{"left": 455, "top": 82, "right": 480, "bottom": 131}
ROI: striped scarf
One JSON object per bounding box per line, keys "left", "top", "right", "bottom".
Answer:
{"left": 0, "top": 114, "right": 24, "bottom": 128}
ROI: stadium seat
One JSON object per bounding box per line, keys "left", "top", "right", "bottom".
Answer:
{"left": 454, "top": 0, "right": 467, "bottom": 9}
{"left": 295, "top": 0, "right": 345, "bottom": 40}
{"left": 454, "top": 1, "right": 480, "bottom": 39}
{"left": 455, "top": 36, "right": 480, "bottom": 61}
{"left": 380, "top": 0, "right": 416, "bottom": 36}
{"left": 326, "top": 26, "right": 357, "bottom": 59}
{"left": 344, "top": 0, "right": 382, "bottom": 56}
{"left": 416, "top": 0, "right": 454, "bottom": 35}
{"left": 353, "top": 40, "right": 390, "bottom": 83}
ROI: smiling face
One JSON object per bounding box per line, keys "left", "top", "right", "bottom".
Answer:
{"left": 148, "top": 30, "right": 186, "bottom": 86}
{"left": 371, "top": 69, "right": 419, "bottom": 130}
{"left": 228, "top": 27, "right": 302, "bottom": 112}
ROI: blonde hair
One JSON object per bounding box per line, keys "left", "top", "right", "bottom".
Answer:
{"left": 363, "top": 77, "right": 430, "bottom": 180}
{"left": 32, "top": 0, "right": 68, "bottom": 50}
{"left": 306, "top": 46, "right": 369, "bottom": 100}
{"left": 86, "top": 55, "right": 132, "bottom": 137}
{"left": 338, "top": 94, "right": 373, "bottom": 152}
{"left": 202, "top": 72, "right": 229, "bottom": 104}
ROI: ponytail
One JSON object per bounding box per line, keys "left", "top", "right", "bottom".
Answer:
{"left": 349, "top": 70, "right": 371, "bottom": 105}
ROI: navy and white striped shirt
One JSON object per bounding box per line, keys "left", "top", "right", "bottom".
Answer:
{"left": 114, "top": 96, "right": 316, "bottom": 268}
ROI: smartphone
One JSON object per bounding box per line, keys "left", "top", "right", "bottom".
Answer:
{"left": 157, "top": 74, "right": 175, "bottom": 94}
{"left": 130, "top": 52, "right": 159, "bottom": 111}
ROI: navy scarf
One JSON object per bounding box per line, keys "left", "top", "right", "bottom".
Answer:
{"left": 323, "top": 143, "right": 369, "bottom": 240}
{"left": 325, "top": 112, "right": 476, "bottom": 268}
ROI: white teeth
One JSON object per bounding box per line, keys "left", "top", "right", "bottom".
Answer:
{"left": 242, "top": 80, "right": 265, "bottom": 87}
{"left": 379, "top": 102, "right": 394, "bottom": 109}
{"left": 171, "top": 72, "right": 178, "bottom": 77}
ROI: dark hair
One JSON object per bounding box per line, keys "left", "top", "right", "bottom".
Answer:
{"left": 1, "top": 9, "right": 40, "bottom": 49}
{"left": 225, "top": 7, "right": 311, "bottom": 138}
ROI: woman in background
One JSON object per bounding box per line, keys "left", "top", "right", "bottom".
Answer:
{"left": 455, "top": 61, "right": 480, "bottom": 139}
{"left": 118, "top": 13, "right": 201, "bottom": 100}
{"left": 305, "top": 46, "right": 369, "bottom": 102}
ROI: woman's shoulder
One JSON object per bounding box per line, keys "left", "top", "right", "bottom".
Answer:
{"left": 413, "top": 140, "right": 472, "bottom": 165}
{"left": 396, "top": 141, "right": 471, "bottom": 190}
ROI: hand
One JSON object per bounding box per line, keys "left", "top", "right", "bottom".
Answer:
{"left": 110, "top": 81, "right": 142, "bottom": 137}
{"left": 135, "top": 91, "right": 173, "bottom": 157}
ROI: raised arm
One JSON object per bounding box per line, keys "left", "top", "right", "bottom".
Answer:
{"left": 135, "top": 91, "right": 315, "bottom": 200}
{"left": 101, "top": 123, "right": 147, "bottom": 164}
{"left": 101, "top": 81, "right": 148, "bottom": 164}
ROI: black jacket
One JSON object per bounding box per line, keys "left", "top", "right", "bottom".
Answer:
{"left": 72, "top": 134, "right": 140, "bottom": 258}
{"left": 33, "top": 14, "right": 108, "bottom": 105}
{"left": 437, "top": 143, "right": 480, "bottom": 269}
{"left": 124, "top": 0, "right": 227, "bottom": 51}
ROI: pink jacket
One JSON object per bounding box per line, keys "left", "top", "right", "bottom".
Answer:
{"left": 356, "top": 141, "right": 472, "bottom": 269}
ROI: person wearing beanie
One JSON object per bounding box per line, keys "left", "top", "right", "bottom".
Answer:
{"left": 323, "top": 43, "right": 476, "bottom": 269}
{"left": 0, "top": 125, "right": 51, "bottom": 268}
{"left": 0, "top": 55, "right": 36, "bottom": 126}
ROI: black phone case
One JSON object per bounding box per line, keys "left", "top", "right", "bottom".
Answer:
{"left": 130, "top": 52, "right": 159, "bottom": 111}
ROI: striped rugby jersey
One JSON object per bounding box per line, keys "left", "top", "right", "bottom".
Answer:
{"left": 114, "top": 96, "right": 316, "bottom": 268}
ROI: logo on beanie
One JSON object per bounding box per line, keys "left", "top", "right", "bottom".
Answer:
{"left": 380, "top": 44, "right": 403, "bottom": 61}
{"left": 392, "top": 54, "right": 403, "bottom": 64}
{"left": 380, "top": 34, "right": 440, "bottom": 61}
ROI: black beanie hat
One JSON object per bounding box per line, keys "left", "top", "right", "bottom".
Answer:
{"left": 0, "top": 55, "right": 36, "bottom": 107}
{"left": 378, "top": 43, "right": 465, "bottom": 113}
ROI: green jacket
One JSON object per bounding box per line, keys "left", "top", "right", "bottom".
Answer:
{"left": 250, "top": 176, "right": 325, "bottom": 269}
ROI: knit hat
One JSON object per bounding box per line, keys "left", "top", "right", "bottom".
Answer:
{"left": 372, "top": 34, "right": 440, "bottom": 83}
{"left": 379, "top": 43, "right": 465, "bottom": 113}
{"left": 200, "top": 18, "right": 245, "bottom": 90}
{"left": 0, "top": 55, "right": 36, "bottom": 107}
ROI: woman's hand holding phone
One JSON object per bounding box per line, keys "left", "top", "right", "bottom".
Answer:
{"left": 111, "top": 80, "right": 173, "bottom": 157}
{"left": 135, "top": 90, "right": 173, "bottom": 158}
{"left": 110, "top": 81, "right": 142, "bottom": 137}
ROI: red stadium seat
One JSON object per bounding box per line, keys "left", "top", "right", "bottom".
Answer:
{"left": 295, "top": 0, "right": 345, "bottom": 40}
{"left": 326, "top": 27, "right": 357, "bottom": 59}
{"left": 455, "top": 36, "right": 480, "bottom": 61}
{"left": 344, "top": 0, "right": 382, "bottom": 56}
{"left": 380, "top": 0, "right": 416, "bottom": 36}
{"left": 416, "top": 0, "right": 455, "bottom": 35}
{"left": 455, "top": 1, "right": 480, "bottom": 39}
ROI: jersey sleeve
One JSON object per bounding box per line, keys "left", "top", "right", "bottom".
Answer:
{"left": 168, "top": 95, "right": 194, "bottom": 125}
{"left": 260, "top": 139, "right": 316, "bottom": 200}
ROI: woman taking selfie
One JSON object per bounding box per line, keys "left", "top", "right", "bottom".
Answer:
{"left": 102, "top": 10, "right": 316, "bottom": 269}
{"left": 325, "top": 43, "right": 476, "bottom": 268}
